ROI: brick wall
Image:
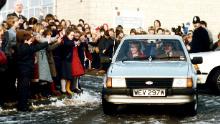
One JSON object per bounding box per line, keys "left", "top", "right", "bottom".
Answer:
{"left": 56, "top": 0, "right": 220, "bottom": 39}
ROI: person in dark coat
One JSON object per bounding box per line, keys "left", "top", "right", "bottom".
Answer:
{"left": 98, "top": 29, "right": 114, "bottom": 71}
{"left": 0, "top": 25, "right": 7, "bottom": 107}
{"left": 52, "top": 28, "right": 65, "bottom": 93}
{"left": 189, "top": 16, "right": 210, "bottom": 53}
{"left": 15, "top": 30, "right": 50, "bottom": 111}
{"left": 60, "top": 27, "right": 75, "bottom": 95}
{"left": 89, "top": 32, "right": 100, "bottom": 69}
{"left": 114, "top": 29, "right": 124, "bottom": 53}
{"left": 2, "top": 16, "right": 20, "bottom": 102}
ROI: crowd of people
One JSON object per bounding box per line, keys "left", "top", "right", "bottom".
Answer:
{"left": 0, "top": 1, "right": 220, "bottom": 112}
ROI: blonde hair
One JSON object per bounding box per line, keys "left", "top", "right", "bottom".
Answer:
{"left": 33, "top": 23, "right": 44, "bottom": 33}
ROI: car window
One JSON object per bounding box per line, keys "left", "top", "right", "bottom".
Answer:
{"left": 115, "top": 39, "right": 186, "bottom": 61}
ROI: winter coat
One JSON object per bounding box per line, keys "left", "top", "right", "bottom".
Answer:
{"left": 78, "top": 42, "right": 85, "bottom": 67}
{"left": 46, "top": 41, "right": 61, "bottom": 77}
{"left": 37, "top": 35, "right": 59, "bottom": 80}
{"left": 16, "top": 42, "right": 48, "bottom": 78}
{"left": 71, "top": 45, "right": 85, "bottom": 77}
{"left": 190, "top": 26, "right": 210, "bottom": 53}
{"left": 61, "top": 36, "right": 75, "bottom": 80}
{"left": 2, "top": 28, "right": 16, "bottom": 56}
{"left": 98, "top": 37, "right": 114, "bottom": 63}
{"left": 38, "top": 49, "right": 52, "bottom": 82}
{"left": 0, "top": 50, "right": 7, "bottom": 72}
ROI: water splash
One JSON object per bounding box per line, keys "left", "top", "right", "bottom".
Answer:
{"left": 32, "top": 90, "right": 101, "bottom": 109}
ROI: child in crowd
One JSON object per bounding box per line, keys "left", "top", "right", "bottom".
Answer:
{"left": 15, "top": 29, "right": 52, "bottom": 111}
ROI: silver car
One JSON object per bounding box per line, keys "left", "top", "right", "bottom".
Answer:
{"left": 102, "top": 35, "right": 202, "bottom": 115}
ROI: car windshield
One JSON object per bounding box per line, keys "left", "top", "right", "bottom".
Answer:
{"left": 116, "top": 39, "right": 186, "bottom": 62}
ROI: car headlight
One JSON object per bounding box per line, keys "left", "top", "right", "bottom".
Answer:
{"left": 105, "top": 77, "right": 126, "bottom": 88}
{"left": 112, "top": 78, "right": 126, "bottom": 87}
{"left": 173, "top": 78, "right": 193, "bottom": 88}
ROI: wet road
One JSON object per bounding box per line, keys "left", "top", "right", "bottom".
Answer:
{"left": 1, "top": 75, "right": 220, "bottom": 124}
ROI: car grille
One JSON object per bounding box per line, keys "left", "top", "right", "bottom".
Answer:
{"left": 126, "top": 78, "right": 173, "bottom": 88}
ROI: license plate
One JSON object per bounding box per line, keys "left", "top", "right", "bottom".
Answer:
{"left": 133, "top": 89, "right": 166, "bottom": 96}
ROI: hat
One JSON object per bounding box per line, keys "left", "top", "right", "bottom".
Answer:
{"left": 193, "top": 16, "right": 200, "bottom": 24}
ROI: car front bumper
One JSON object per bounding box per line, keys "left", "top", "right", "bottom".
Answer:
{"left": 102, "top": 88, "right": 197, "bottom": 105}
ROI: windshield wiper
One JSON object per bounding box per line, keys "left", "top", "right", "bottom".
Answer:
{"left": 121, "top": 56, "right": 155, "bottom": 62}
{"left": 121, "top": 57, "right": 144, "bottom": 62}
{"left": 121, "top": 57, "right": 130, "bottom": 62}
{"left": 156, "top": 56, "right": 183, "bottom": 60}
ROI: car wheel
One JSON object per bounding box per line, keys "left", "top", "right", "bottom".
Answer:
{"left": 185, "top": 95, "right": 198, "bottom": 116}
{"left": 210, "top": 69, "right": 220, "bottom": 94}
{"left": 102, "top": 97, "right": 117, "bottom": 115}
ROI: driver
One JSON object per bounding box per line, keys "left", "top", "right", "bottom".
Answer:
{"left": 128, "top": 42, "right": 145, "bottom": 58}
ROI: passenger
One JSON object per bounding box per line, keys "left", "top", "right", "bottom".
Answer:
{"left": 128, "top": 42, "right": 145, "bottom": 59}
{"left": 157, "top": 42, "right": 182, "bottom": 58}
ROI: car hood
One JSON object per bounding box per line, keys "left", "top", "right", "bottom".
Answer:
{"left": 108, "top": 61, "right": 189, "bottom": 78}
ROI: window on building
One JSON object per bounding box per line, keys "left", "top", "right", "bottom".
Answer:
{"left": 42, "top": 0, "right": 53, "bottom": 6}
{"left": 30, "top": 0, "right": 41, "bottom": 7}
{"left": 0, "top": 0, "right": 55, "bottom": 20}
{"left": 8, "top": 0, "right": 14, "bottom": 10}
{"left": 35, "top": 8, "right": 40, "bottom": 17}
{"left": 29, "top": 8, "right": 34, "bottom": 18}
{"left": 48, "top": 7, "right": 53, "bottom": 14}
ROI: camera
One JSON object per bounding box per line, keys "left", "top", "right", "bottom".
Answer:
{"left": 171, "top": 26, "right": 183, "bottom": 36}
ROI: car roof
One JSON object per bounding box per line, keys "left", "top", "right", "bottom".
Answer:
{"left": 123, "top": 35, "right": 183, "bottom": 41}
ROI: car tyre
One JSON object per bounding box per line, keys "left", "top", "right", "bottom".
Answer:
{"left": 102, "top": 97, "right": 117, "bottom": 115}
{"left": 209, "top": 69, "right": 220, "bottom": 94}
{"left": 185, "top": 94, "right": 198, "bottom": 116}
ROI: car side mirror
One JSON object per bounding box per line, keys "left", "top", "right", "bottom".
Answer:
{"left": 191, "top": 57, "right": 203, "bottom": 64}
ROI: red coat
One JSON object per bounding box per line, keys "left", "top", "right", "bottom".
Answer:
{"left": 0, "top": 50, "right": 7, "bottom": 64}
{"left": 71, "top": 46, "right": 85, "bottom": 77}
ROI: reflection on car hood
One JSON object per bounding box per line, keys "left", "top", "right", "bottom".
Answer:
{"left": 108, "top": 61, "right": 189, "bottom": 77}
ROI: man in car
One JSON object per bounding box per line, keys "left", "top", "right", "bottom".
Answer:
{"left": 156, "top": 42, "right": 183, "bottom": 58}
